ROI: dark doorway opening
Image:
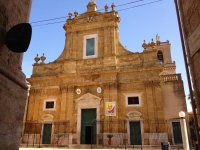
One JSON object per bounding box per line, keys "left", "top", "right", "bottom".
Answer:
{"left": 85, "top": 126, "right": 92, "bottom": 144}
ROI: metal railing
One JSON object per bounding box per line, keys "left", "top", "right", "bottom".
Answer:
{"left": 21, "top": 120, "right": 70, "bottom": 148}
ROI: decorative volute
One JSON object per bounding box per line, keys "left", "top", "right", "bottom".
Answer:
{"left": 87, "top": 0, "right": 97, "bottom": 12}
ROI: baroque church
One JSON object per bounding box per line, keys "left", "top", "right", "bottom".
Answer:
{"left": 22, "top": 1, "right": 187, "bottom": 147}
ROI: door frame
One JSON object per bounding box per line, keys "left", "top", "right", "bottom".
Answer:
{"left": 41, "top": 122, "right": 54, "bottom": 144}
{"left": 41, "top": 114, "right": 54, "bottom": 144}
{"left": 126, "top": 111, "right": 143, "bottom": 145}
{"left": 127, "top": 120, "right": 143, "bottom": 145}
{"left": 81, "top": 109, "right": 96, "bottom": 144}
{"left": 77, "top": 106, "right": 100, "bottom": 144}
{"left": 76, "top": 93, "right": 101, "bottom": 144}
{"left": 171, "top": 119, "right": 182, "bottom": 145}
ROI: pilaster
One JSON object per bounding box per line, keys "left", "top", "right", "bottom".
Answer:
{"left": 67, "top": 86, "right": 75, "bottom": 133}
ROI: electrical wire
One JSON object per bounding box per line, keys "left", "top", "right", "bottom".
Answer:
{"left": 117, "top": 0, "right": 162, "bottom": 12}
{"left": 30, "top": 0, "right": 144, "bottom": 24}
{"left": 31, "top": 0, "right": 163, "bottom": 27}
{"left": 96, "top": 0, "right": 144, "bottom": 11}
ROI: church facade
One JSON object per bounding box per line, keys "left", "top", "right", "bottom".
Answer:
{"left": 22, "top": 1, "right": 187, "bottom": 147}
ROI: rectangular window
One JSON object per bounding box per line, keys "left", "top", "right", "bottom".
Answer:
{"left": 83, "top": 34, "right": 98, "bottom": 59}
{"left": 46, "top": 101, "right": 54, "bottom": 109}
{"left": 44, "top": 99, "right": 56, "bottom": 110}
{"left": 125, "top": 94, "right": 141, "bottom": 106}
{"left": 128, "top": 97, "right": 139, "bottom": 104}
{"left": 86, "top": 38, "right": 95, "bottom": 56}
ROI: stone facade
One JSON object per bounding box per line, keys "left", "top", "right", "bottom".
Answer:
{"left": 23, "top": 1, "right": 187, "bottom": 147}
{"left": 178, "top": 0, "right": 200, "bottom": 120}
{"left": 0, "top": 0, "right": 32, "bottom": 149}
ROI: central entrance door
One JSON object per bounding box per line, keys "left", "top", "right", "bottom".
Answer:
{"left": 42, "top": 124, "right": 52, "bottom": 144}
{"left": 129, "top": 121, "right": 141, "bottom": 145}
{"left": 81, "top": 108, "right": 96, "bottom": 144}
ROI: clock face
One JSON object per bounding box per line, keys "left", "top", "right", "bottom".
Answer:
{"left": 76, "top": 88, "right": 81, "bottom": 94}
{"left": 97, "top": 87, "right": 102, "bottom": 93}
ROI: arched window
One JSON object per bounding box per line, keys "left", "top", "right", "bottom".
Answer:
{"left": 157, "top": 51, "right": 164, "bottom": 64}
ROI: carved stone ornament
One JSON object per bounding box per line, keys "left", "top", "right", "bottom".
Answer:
{"left": 34, "top": 54, "right": 40, "bottom": 64}
{"left": 76, "top": 88, "right": 81, "bottom": 94}
{"left": 40, "top": 53, "right": 46, "bottom": 64}
{"left": 126, "top": 111, "right": 142, "bottom": 120}
{"left": 149, "top": 38, "right": 156, "bottom": 49}
{"left": 74, "top": 11, "right": 78, "bottom": 17}
{"left": 111, "top": 3, "right": 115, "bottom": 11}
{"left": 97, "top": 87, "right": 102, "bottom": 93}
{"left": 105, "top": 4, "right": 109, "bottom": 12}
{"left": 68, "top": 11, "right": 72, "bottom": 19}
{"left": 142, "top": 40, "right": 148, "bottom": 50}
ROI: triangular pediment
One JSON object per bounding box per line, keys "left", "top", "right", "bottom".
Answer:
{"left": 75, "top": 92, "right": 101, "bottom": 102}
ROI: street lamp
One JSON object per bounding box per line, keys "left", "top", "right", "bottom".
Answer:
{"left": 179, "top": 111, "right": 189, "bottom": 150}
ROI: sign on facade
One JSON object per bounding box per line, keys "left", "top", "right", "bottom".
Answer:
{"left": 188, "top": 24, "right": 200, "bottom": 57}
{"left": 105, "top": 102, "right": 116, "bottom": 116}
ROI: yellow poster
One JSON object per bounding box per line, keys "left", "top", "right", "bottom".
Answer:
{"left": 105, "top": 102, "right": 116, "bottom": 116}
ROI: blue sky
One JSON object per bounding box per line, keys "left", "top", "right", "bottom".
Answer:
{"left": 22, "top": 0, "right": 192, "bottom": 111}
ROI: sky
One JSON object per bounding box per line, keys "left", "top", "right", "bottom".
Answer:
{"left": 22, "top": 0, "right": 192, "bottom": 111}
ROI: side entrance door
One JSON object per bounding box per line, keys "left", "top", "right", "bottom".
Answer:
{"left": 81, "top": 108, "right": 96, "bottom": 144}
{"left": 130, "top": 121, "right": 141, "bottom": 145}
{"left": 172, "top": 122, "right": 182, "bottom": 144}
{"left": 42, "top": 124, "right": 52, "bottom": 144}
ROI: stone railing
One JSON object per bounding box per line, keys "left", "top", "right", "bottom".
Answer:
{"left": 160, "top": 74, "right": 182, "bottom": 82}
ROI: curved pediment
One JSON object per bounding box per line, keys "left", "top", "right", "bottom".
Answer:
{"left": 75, "top": 92, "right": 101, "bottom": 102}
{"left": 64, "top": 11, "right": 119, "bottom": 28}
{"left": 42, "top": 114, "right": 54, "bottom": 121}
{"left": 127, "top": 111, "right": 142, "bottom": 119}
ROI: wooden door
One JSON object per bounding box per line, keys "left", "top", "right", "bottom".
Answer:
{"left": 172, "top": 122, "right": 182, "bottom": 144}
{"left": 81, "top": 109, "right": 96, "bottom": 144}
{"left": 130, "top": 121, "right": 141, "bottom": 145}
{"left": 42, "top": 124, "right": 52, "bottom": 144}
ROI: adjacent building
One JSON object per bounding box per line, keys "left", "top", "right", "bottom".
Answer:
{"left": 22, "top": 1, "right": 187, "bottom": 147}
{"left": 0, "top": 0, "right": 32, "bottom": 150}
{"left": 177, "top": 0, "right": 200, "bottom": 121}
